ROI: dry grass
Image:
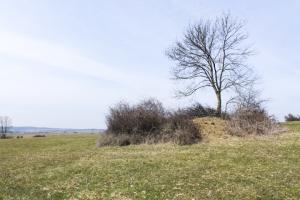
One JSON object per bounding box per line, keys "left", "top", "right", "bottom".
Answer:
{"left": 193, "top": 117, "right": 229, "bottom": 138}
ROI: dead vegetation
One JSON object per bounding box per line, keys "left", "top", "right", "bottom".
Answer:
{"left": 98, "top": 99, "right": 202, "bottom": 147}
{"left": 228, "top": 106, "right": 279, "bottom": 136}
{"left": 225, "top": 87, "right": 281, "bottom": 136}
{"left": 99, "top": 91, "right": 283, "bottom": 147}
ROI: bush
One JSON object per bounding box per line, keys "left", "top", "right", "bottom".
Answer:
{"left": 99, "top": 99, "right": 202, "bottom": 146}
{"left": 33, "top": 134, "right": 46, "bottom": 137}
{"left": 97, "top": 120, "right": 201, "bottom": 146}
{"left": 285, "top": 114, "right": 300, "bottom": 122}
{"left": 106, "top": 99, "right": 166, "bottom": 136}
{"left": 97, "top": 134, "right": 144, "bottom": 147}
{"left": 152, "top": 110, "right": 202, "bottom": 145}
{"left": 162, "top": 119, "right": 201, "bottom": 145}
{"left": 184, "top": 103, "right": 218, "bottom": 118}
{"left": 228, "top": 106, "right": 278, "bottom": 136}
{"left": 175, "top": 103, "right": 230, "bottom": 120}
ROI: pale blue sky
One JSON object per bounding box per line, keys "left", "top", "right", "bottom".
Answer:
{"left": 0, "top": 0, "right": 299, "bottom": 128}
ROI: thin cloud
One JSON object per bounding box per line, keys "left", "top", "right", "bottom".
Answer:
{"left": 0, "top": 31, "right": 138, "bottom": 84}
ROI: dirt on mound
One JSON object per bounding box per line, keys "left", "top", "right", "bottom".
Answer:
{"left": 193, "top": 117, "right": 229, "bottom": 138}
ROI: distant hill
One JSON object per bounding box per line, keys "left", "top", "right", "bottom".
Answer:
{"left": 10, "top": 126, "right": 104, "bottom": 134}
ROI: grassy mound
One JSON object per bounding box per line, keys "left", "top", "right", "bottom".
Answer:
{"left": 193, "top": 117, "right": 229, "bottom": 138}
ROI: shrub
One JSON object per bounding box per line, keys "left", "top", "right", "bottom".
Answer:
{"left": 173, "top": 127, "right": 200, "bottom": 145}
{"left": 228, "top": 105, "right": 278, "bottom": 136}
{"left": 97, "top": 120, "right": 201, "bottom": 146}
{"left": 33, "top": 134, "right": 46, "bottom": 137}
{"left": 99, "top": 99, "right": 202, "bottom": 146}
{"left": 162, "top": 119, "right": 201, "bottom": 145}
{"left": 285, "top": 114, "right": 300, "bottom": 122}
{"left": 166, "top": 109, "right": 192, "bottom": 128}
{"left": 106, "top": 99, "right": 166, "bottom": 136}
{"left": 97, "top": 134, "right": 144, "bottom": 147}
{"left": 184, "top": 103, "right": 218, "bottom": 118}
{"left": 226, "top": 86, "right": 281, "bottom": 136}
{"left": 134, "top": 99, "right": 166, "bottom": 135}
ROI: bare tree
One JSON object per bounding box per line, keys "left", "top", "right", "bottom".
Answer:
{"left": 0, "top": 116, "right": 4, "bottom": 133}
{"left": 0, "top": 116, "right": 12, "bottom": 134}
{"left": 166, "top": 13, "right": 255, "bottom": 116}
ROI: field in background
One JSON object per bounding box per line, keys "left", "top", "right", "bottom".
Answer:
{"left": 1, "top": 124, "right": 300, "bottom": 200}
{"left": 282, "top": 121, "right": 300, "bottom": 132}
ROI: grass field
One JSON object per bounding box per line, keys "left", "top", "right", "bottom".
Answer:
{"left": 1, "top": 124, "right": 300, "bottom": 200}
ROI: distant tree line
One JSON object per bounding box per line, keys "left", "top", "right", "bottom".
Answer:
{"left": 285, "top": 114, "right": 300, "bottom": 122}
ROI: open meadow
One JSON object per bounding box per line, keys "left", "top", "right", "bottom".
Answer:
{"left": 1, "top": 123, "right": 300, "bottom": 200}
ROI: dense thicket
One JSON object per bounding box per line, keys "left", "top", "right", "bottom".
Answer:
{"left": 106, "top": 99, "right": 166, "bottom": 136}
{"left": 98, "top": 99, "right": 202, "bottom": 146}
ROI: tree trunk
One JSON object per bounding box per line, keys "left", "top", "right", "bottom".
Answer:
{"left": 216, "top": 91, "right": 222, "bottom": 117}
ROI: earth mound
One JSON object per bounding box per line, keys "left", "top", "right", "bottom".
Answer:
{"left": 193, "top": 117, "right": 229, "bottom": 138}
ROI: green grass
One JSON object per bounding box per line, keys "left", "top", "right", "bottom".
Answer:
{"left": 1, "top": 125, "right": 300, "bottom": 200}
{"left": 282, "top": 121, "right": 300, "bottom": 132}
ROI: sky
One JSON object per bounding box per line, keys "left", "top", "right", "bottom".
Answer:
{"left": 0, "top": 0, "right": 300, "bottom": 128}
